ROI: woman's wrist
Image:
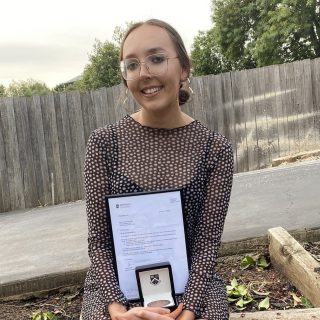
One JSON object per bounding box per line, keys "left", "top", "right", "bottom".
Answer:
{"left": 177, "top": 309, "right": 195, "bottom": 320}
{"left": 108, "top": 302, "right": 127, "bottom": 320}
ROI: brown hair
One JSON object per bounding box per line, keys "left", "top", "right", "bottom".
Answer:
{"left": 120, "top": 19, "right": 192, "bottom": 105}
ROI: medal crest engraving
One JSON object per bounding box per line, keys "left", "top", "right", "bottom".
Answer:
{"left": 150, "top": 274, "right": 161, "bottom": 286}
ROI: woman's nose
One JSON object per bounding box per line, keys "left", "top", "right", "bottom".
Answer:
{"left": 139, "top": 62, "right": 151, "bottom": 78}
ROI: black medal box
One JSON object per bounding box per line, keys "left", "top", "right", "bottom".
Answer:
{"left": 135, "top": 262, "right": 177, "bottom": 311}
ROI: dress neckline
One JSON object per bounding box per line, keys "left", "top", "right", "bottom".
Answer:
{"left": 125, "top": 114, "right": 197, "bottom": 131}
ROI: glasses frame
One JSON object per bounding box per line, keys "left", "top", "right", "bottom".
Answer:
{"left": 120, "top": 53, "right": 179, "bottom": 81}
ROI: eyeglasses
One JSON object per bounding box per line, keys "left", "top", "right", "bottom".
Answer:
{"left": 120, "top": 53, "right": 179, "bottom": 80}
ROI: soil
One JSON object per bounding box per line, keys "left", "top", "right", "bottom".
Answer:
{"left": 0, "top": 286, "right": 83, "bottom": 320}
{"left": 0, "top": 242, "right": 319, "bottom": 320}
{"left": 216, "top": 242, "right": 320, "bottom": 313}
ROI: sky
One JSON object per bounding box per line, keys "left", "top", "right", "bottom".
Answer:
{"left": 0, "top": 0, "right": 213, "bottom": 89}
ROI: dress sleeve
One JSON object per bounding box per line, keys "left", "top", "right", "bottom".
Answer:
{"left": 84, "top": 129, "right": 129, "bottom": 307}
{"left": 182, "top": 138, "right": 234, "bottom": 317}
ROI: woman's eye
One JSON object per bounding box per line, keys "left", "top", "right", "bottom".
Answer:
{"left": 126, "top": 61, "right": 139, "bottom": 71}
{"left": 149, "top": 55, "right": 166, "bottom": 64}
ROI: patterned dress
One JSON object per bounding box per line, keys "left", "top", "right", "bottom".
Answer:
{"left": 81, "top": 115, "right": 234, "bottom": 320}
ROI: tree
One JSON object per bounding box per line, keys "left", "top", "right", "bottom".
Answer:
{"left": 190, "top": 29, "right": 233, "bottom": 76}
{"left": 80, "top": 39, "right": 121, "bottom": 90}
{"left": 79, "top": 22, "right": 135, "bottom": 91}
{"left": 6, "top": 79, "right": 51, "bottom": 97}
{"left": 190, "top": 0, "right": 258, "bottom": 76}
{"left": 112, "top": 21, "right": 134, "bottom": 47}
{"left": 0, "top": 84, "right": 6, "bottom": 97}
{"left": 53, "top": 80, "right": 83, "bottom": 93}
{"left": 253, "top": 0, "right": 320, "bottom": 65}
{"left": 211, "top": 0, "right": 320, "bottom": 67}
{"left": 212, "top": 0, "right": 258, "bottom": 69}
{"left": 52, "top": 23, "right": 134, "bottom": 92}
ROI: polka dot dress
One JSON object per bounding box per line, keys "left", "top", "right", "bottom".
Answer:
{"left": 81, "top": 115, "right": 234, "bottom": 320}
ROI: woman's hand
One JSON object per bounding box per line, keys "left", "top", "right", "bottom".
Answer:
{"left": 109, "top": 303, "right": 184, "bottom": 320}
{"left": 166, "top": 303, "right": 183, "bottom": 319}
{"left": 111, "top": 306, "right": 171, "bottom": 320}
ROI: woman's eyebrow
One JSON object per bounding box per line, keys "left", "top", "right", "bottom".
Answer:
{"left": 123, "top": 47, "right": 166, "bottom": 59}
{"left": 147, "top": 47, "right": 166, "bottom": 54}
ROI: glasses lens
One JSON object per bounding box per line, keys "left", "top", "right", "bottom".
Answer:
{"left": 121, "top": 54, "right": 168, "bottom": 80}
{"left": 145, "top": 53, "right": 167, "bottom": 76}
{"left": 121, "top": 58, "right": 140, "bottom": 80}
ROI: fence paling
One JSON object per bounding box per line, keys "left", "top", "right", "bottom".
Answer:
{"left": 0, "top": 58, "right": 320, "bottom": 212}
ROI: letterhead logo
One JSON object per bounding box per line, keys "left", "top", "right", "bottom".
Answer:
{"left": 150, "top": 274, "right": 161, "bottom": 286}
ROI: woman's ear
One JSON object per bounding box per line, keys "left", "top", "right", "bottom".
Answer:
{"left": 180, "top": 68, "right": 189, "bottom": 82}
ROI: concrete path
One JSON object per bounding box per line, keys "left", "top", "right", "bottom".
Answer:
{"left": 223, "top": 159, "right": 320, "bottom": 241}
{"left": 1, "top": 160, "right": 320, "bottom": 297}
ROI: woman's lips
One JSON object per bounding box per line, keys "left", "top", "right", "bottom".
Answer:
{"left": 141, "top": 86, "right": 163, "bottom": 96}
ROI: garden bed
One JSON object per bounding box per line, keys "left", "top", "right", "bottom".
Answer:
{"left": 0, "top": 241, "right": 318, "bottom": 319}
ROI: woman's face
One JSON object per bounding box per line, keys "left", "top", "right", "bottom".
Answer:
{"left": 122, "top": 24, "right": 187, "bottom": 113}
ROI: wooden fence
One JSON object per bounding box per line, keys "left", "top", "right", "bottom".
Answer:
{"left": 0, "top": 58, "right": 320, "bottom": 212}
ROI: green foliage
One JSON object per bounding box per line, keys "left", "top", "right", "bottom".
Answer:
{"left": 256, "top": 256, "right": 270, "bottom": 269}
{"left": 227, "top": 278, "right": 254, "bottom": 310}
{"left": 212, "top": 0, "right": 258, "bottom": 69}
{"left": 53, "top": 80, "right": 83, "bottom": 93}
{"left": 227, "top": 277, "right": 271, "bottom": 311}
{"left": 240, "top": 255, "right": 270, "bottom": 270}
{"left": 190, "top": 29, "right": 233, "bottom": 76}
{"left": 80, "top": 39, "right": 121, "bottom": 90}
{"left": 32, "top": 310, "right": 58, "bottom": 320}
{"left": 193, "top": 0, "right": 320, "bottom": 72}
{"left": 258, "top": 296, "right": 270, "bottom": 310}
{"left": 226, "top": 253, "right": 316, "bottom": 312}
{"left": 291, "top": 291, "right": 314, "bottom": 308}
{"left": 212, "top": 0, "right": 320, "bottom": 69}
{"left": 240, "top": 256, "right": 255, "bottom": 269}
{"left": 251, "top": 0, "right": 320, "bottom": 66}
{"left": 112, "top": 21, "right": 134, "bottom": 47}
{"left": 301, "top": 296, "right": 314, "bottom": 308}
{"left": 226, "top": 254, "right": 273, "bottom": 311}
{"left": 0, "top": 84, "right": 6, "bottom": 97}
{"left": 53, "top": 22, "right": 135, "bottom": 93}
{"left": 6, "top": 79, "right": 51, "bottom": 97}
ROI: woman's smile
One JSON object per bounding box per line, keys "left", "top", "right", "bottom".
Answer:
{"left": 140, "top": 85, "right": 163, "bottom": 97}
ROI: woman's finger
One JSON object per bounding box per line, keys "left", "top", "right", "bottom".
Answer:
{"left": 144, "top": 307, "right": 171, "bottom": 314}
{"left": 166, "top": 303, "right": 183, "bottom": 319}
{"left": 135, "top": 309, "right": 171, "bottom": 320}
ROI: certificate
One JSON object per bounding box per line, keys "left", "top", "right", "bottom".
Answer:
{"left": 106, "top": 189, "right": 190, "bottom": 301}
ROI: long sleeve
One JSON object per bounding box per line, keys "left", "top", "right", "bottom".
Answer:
{"left": 182, "top": 138, "right": 234, "bottom": 317}
{"left": 84, "top": 129, "right": 128, "bottom": 307}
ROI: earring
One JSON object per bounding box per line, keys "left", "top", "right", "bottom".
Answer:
{"left": 179, "top": 77, "right": 194, "bottom": 105}
{"left": 180, "top": 78, "right": 194, "bottom": 103}
{"left": 187, "top": 78, "right": 194, "bottom": 96}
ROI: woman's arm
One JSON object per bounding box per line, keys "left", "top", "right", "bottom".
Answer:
{"left": 84, "top": 129, "right": 128, "bottom": 307}
{"left": 176, "top": 309, "right": 195, "bottom": 320}
{"left": 182, "top": 138, "right": 234, "bottom": 318}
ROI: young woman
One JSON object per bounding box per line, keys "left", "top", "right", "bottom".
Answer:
{"left": 81, "top": 19, "right": 234, "bottom": 320}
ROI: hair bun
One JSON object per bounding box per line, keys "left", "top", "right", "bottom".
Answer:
{"left": 179, "top": 89, "right": 190, "bottom": 105}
